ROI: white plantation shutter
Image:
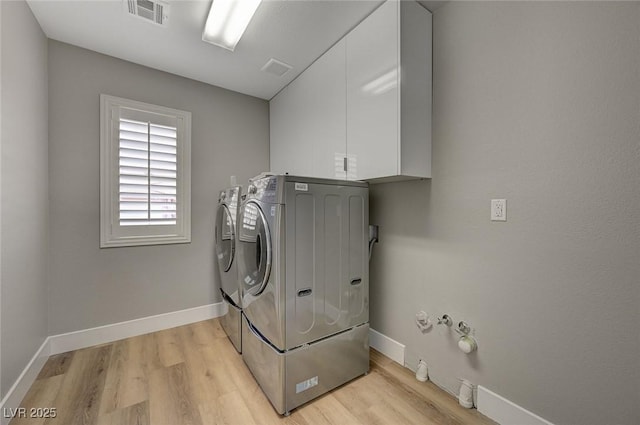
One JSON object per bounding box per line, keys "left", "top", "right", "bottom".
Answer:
{"left": 101, "top": 95, "right": 191, "bottom": 247}
{"left": 119, "top": 118, "right": 178, "bottom": 226}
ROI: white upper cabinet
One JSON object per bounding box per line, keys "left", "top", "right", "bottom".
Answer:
{"left": 270, "top": 39, "right": 347, "bottom": 180}
{"left": 345, "top": 0, "right": 399, "bottom": 181}
{"left": 346, "top": 0, "right": 432, "bottom": 181}
{"left": 270, "top": 80, "right": 312, "bottom": 177}
{"left": 270, "top": 0, "right": 431, "bottom": 182}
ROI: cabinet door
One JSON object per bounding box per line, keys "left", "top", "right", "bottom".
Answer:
{"left": 346, "top": 1, "right": 399, "bottom": 180}
{"left": 310, "top": 39, "right": 347, "bottom": 180}
{"left": 270, "top": 77, "right": 313, "bottom": 176}
{"left": 270, "top": 40, "right": 346, "bottom": 179}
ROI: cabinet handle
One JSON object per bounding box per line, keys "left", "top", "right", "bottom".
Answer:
{"left": 343, "top": 157, "right": 348, "bottom": 172}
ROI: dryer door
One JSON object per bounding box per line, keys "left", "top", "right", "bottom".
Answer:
{"left": 215, "top": 203, "right": 235, "bottom": 273}
{"left": 238, "top": 201, "right": 272, "bottom": 299}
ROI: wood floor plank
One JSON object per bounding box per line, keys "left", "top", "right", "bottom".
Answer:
{"left": 198, "top": 345, "right": 239, "bottom": 396}
{"left": 148, "top": 363, "right": 202, "bottom": 425}
{"left": 214, "top": 339, "right": 258, "bottom": 393}
{"left": 373, "top": 355, "right": 496, "bottom": 425}
{"left": 15, "top": 319, "right": 495, "bottom": 425}
{"left": 217, "top": 390, "right": 259, "bottom": 425}
{"left": 99, "top": 337, "right": 148, "bottom": 415}
{"left": 297, "top": 393, "right": 361, "bottom": 425}
{"left": 208, "top": 318, "right": 230, "bottom": 339}
{"left": 336, "top": 369, "right": 441, "bottom": 425}
{"left": 330, "top": 374, "right": 380, "bottom": 418}
{"left": 186, "top": 319, "right": 224, "bottom": 348}
{"left": 235, "top": 379, "right": 293, "bottom": 425}
{"left": 369, "top": 348, "right": 392, "bottom": 368}
{"left": 138, "top": 333, "right": 163, "bottom": 375}
{"left": 178, "top": 327, "right": 224, "bottom": 406}
{"left": 36, "top": 352, "right": 74, "bottom": 380}
{"left": 367, "top": 400, "right": 439, "bottom": 425}
{"left": 366, "top": 367, "right": 461, "bottom": 425}
{"left": 95, "top": 401, "right": 149, "bottom": 425}
{"left": 154, "top": 327, "right": 185, "bottom": 368}
{"left": 10, "top": 375, "right": 64, "bottom": 425}
{"left": 44, "top": 345, "right": 112, "bottom": 425}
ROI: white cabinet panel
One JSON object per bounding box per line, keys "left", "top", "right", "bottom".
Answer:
{"left": 399, "top": 0, "right": 432, "bottom": 179}
{"left": 270, "top": 81, "right": 313, "bottom": 176}
{"left": 346, "top": 0, "right": 431, "bottom": 182}
{"left": 270, "top": 40, "right": 346, "bottom": 179}
{"left": 270, "top": 0, "right": 431, "bottom": 182}
{"left": 310, "top": 39, "right": 347, "bottom": 180}
{"left": 346, "top": 1, "right": 399, "bottom": 181}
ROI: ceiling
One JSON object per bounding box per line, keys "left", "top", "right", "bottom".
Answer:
{"left": 27, "top": 0, "right": 444, "bottom": 100}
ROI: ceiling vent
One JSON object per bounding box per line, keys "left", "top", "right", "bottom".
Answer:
{"left": 261, "top": 58, "right": 293, "bottom": 77}
{"left": 126, "top": 0, "right": 169, "bottom": 26}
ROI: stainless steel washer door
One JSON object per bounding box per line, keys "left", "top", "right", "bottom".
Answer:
{"left": 238, "top": 201, "right": 271, "bottom": 300}
{"left": 215, "top": 203, "right": 235, "bottom": 273}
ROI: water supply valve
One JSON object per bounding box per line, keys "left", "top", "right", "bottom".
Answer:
{"left": 437, "top": 314, "right": 453, "bottom": 326}
{"left": 415, "top": 311, "right": 432, "bottom": 332}
{"left": 455, "top": 320, "right": 477, "bottom": 354}
{"left": 456, "top": 321, "right": 471, "bottom": 335}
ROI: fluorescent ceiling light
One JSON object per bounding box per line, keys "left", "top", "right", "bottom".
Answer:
{"left": 202, "top": 0, "right": 262, "bottom": 52}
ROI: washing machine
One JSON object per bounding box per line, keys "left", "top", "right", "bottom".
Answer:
{"left": 237, "top": 174, "right": 370, "bottom": 415}
{"left": 215, "top": 185, "right": 242, "bottom": 353}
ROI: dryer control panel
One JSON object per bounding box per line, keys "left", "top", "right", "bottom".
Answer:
{"left": 248, "top": 176, "right": 281, "bottom": 204}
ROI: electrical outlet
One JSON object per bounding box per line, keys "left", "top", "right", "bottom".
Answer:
{"left": 491, "top": 199, "right": 507, "bottom": 221}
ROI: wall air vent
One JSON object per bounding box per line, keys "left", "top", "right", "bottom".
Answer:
{"left": 126, "top": 0, "right": 169, "bottom": 26}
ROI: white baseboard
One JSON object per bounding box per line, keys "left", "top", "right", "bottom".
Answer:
{"left": 369, "top": 328, "right": 405, "bottom": 365}
{"left": 0, "top": 339, "right": 51, "bottom": 425}
{"left": 477, "top": 386, "right": 555, "bottom": 425}
{"left": 49, "top": 302, "right": 225, "bottom": 355}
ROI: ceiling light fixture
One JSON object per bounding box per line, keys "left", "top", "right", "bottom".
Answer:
{"left": 202, "top": 0, "right": 262, "bottom": 52}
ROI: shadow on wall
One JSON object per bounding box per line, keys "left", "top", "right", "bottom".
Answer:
{"left": 368, "top": 178, "right": 434, "bottom": 352}
{"left": 369, "top": 179, "right": 432, "bottom": 241}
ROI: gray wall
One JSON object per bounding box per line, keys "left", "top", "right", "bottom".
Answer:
{"left": 48, "top": 41, "right": 269, "bottom": 335}
{"left": 0, "top": 1, "right": 49, "bottom": 397}
{"left": 0, "top": 0, "right": 3, "bottom": 395}
{"left": 370, "top": 2, "right": 640, "bottom": 425}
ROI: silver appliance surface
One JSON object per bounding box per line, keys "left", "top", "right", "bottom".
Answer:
{"left": 220, "top": 293, "right": 242, "bottom": 352}
{"left": 215, "top": 185, "right": 242, "bottom": 353}
{"left": 242, "top": 315, "right": 369, "bottom": 415}
{"left": 283, "top": 180, "right": 369, "bottom": 349}
{"left": 238, "top": 175, "right": 369, "bottom": 414}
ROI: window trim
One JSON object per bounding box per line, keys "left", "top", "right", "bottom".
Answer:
{"left": 100, "top": 94, "right": 191, "bottom": 248}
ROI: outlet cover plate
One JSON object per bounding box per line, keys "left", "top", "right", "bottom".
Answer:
{"left": 491, "top": 199, "right": 507, "bottom": 221}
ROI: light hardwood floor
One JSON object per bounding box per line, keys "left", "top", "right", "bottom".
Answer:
{"left": 11, "top": 319, "right": 496, "bottom": 425}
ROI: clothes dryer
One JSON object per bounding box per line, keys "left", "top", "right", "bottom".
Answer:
{"left": 215, "top": 185, "right": 242, "bottom": 353}
{"left": 238, "top": 175, "right": 369, "bottom": 415}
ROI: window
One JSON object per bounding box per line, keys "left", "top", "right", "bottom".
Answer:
{"left": 100, "top": 94, "right": 191, "bottom": 247}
